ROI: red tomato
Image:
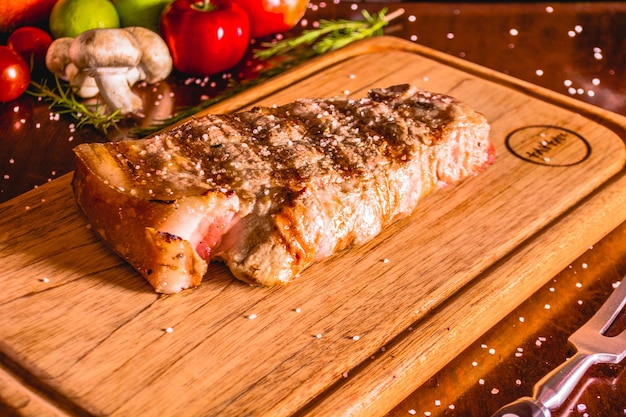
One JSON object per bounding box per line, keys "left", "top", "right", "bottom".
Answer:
{"left": 160, "top": 0, "right": 250, "bottom": 76}
{"left": 0, "top": 46, "right": 30, "bottom": 102}
{"left": 232, "top": 0, "right": 309, "bottom": 38}
{"left": 7, "top": 26, "right": 53, "bottom": 69}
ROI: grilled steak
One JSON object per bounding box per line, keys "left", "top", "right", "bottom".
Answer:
{"left": 72, "top": 84, "right": 495, "bottom": 293}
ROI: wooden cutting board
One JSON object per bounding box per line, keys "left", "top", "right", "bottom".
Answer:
{"left": 1, "top": 36, "right": 626, "bottom": 417}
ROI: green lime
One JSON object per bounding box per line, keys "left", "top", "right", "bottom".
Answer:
{"left": 113, "top": 0, "right": 172, "bottom": 33}
{"left": 49, "top": 0, "right": 121, "bottom": 39}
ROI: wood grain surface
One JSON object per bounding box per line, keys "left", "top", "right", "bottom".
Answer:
{"left": 1, "top": 37, "right": 625, "bottom": 417}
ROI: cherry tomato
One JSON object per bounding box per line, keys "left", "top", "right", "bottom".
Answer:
{"left": 7, "top": 26, "right": 53, "bottom": 69}
{"left": 0, "top": 46, "right": 30, "bottom": 102}
{"left": 160, "top": 0, "right": 250, "bottom": 76}
{"left": 231, "top": 0, "right": 309, "bottom": 38}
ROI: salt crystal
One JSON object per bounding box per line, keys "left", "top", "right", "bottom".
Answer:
{"left": 544, "top": 304, "right": 551, "bottom": 310}
{"left": 352, "top": 335, "right": 361, "bottom": 341}
{"left": 472, "top": 361, "right": 478, "bottom": 367}
{"left": 316, "top": 333, "right": 323, "bottom": 338}
{"left": 545, "top": 6, "right": 554, "bottom": 12}
{"left": 491, "top": 388, "right": 499, "bottom": 395}
{"left": 582, "top": 263, "right": 588, "bottom": 269}
{"left": 247, "top": 314, "right": 257, "bottom": 320}
{"left": 40, "top": 277, "right": 50, "bottom": 283}
{"left": 479, "top": 379, "right": 485, "bottom": 385}
{"left": 488, "top": 348, "right": 496, "bottom": 355}
{"left": 577, "top": 403, "right": 587, "bottom": 412}
{"left": 164, "top": 327, "right": 174, "bottom": 333}
{"left": 519, "top": 316, "right": 525, "bottom": 323}
{"left": 535, "top": 69, "right": 544, "bottom": 76}
{"left": 294, "top": 308, "right": 302, "bottom": 313}
{"left": 509, "top": 28, "right": 519, "bottom": 36}
{"left": 408, "top": 410, "right": 416, "bottom": 415}
{"left": 434, "top": 400, "right": 441, "bottom": 406}
{"left": 446, "top": 33, "right": 454, "bottom": 39}
{"left": 408, "top": 15, "right": 417, "bottom": 22}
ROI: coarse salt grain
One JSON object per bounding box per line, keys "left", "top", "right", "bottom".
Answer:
{"left": 472, "top": 361, "right": 478, "bottom": 367}
{"left": 488, "top": 348, "right": 496, "bottom": 355}
{"left": 544, "top": 304, "right": 551, "bottom": 310}
{"left": 352, "top": 335, "right": 361, "bottom": 341}
{"left": 40, "top": 277, "right": 50, "bottom": 283}
{"left": 577, "top": 403, "right": 587, "bottom": 412}
{"left": 164, "top": 327, "right": 174, "bottom": 333}
{"left": 509, "top": 28, "right": 519, "bottom": 36}
{"left": 434, "top": 400, "right": 441, "bottom": 406}
{"left": 408, "top": 409, "right": 416, "bottom": 415}
{"left": 316, "top": 333, "right": 323, "bottom": 338}
{"left": 294, "top": 307, "right": 302, "bottom": 313}
{"left": 479, "top": 379, "right": 485, "bottom": 385}
{"left": 491, "top": 388, "right": 499, "bottom": 395}
{"left": 582, "top": 263, "right": 588, "bottom": 269}
{"left": 247, "top": 314, "right": 257, "bottom": 320}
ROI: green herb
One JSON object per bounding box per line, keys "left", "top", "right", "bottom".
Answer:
{"left": 254, "top": 8, "right": 404, "bottom": 60}
{"left": 28, "top": 77, "right": 123, "bottom": 134}
{"left": 133, "top": 7, "right": 404, "bottom": 137}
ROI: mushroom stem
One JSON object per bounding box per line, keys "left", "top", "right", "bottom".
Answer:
{"left": 91, "top": 67, "right": 142, "bottom": 114}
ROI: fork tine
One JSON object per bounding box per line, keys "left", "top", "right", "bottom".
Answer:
{"left": 569, "top": 279, "right": 626, "bottom": 358}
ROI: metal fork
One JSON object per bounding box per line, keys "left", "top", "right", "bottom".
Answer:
{"left": 491, "top": 277, "right": 626, "bottom": 417}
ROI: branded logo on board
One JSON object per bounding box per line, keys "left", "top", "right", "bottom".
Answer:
{"left": 505, "top": 125, "right": 591, "bottom": 166}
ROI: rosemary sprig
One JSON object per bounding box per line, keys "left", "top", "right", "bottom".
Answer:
{"left": 134, "top": 7, "right": 404, "bottom": 137}
{"left": 254, "top": 8, "right": 404, "bottom": 60}
{"left": 28, "top": 77, "right": 123, "bottom": 134}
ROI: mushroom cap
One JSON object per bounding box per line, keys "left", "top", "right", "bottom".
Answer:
{"left": 69, "top": 28, "right": 141, "bottom": 70}
{"left": 124, "top": 26, "right": 173, "bottom": 84}
{"left": 45, "top": 37, "right": 74, "bottom": 79}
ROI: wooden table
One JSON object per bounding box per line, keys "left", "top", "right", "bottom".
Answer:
{"left": 1, "top": 2, "right": 625, "bottom": 416}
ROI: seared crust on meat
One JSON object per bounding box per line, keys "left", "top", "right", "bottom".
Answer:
{"left": 73, "top": 84, "right": 494, "bottom": 293}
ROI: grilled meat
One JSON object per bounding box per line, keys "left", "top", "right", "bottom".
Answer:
{"left": 72, "top": 84, "right": 495, "bottom": 293}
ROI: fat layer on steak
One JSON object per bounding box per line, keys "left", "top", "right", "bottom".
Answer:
{"left": 72, "top": 84, "right": 495, "bottom": 293}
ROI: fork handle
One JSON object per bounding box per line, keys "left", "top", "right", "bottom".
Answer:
{"left": 533, "top": 351, "right": 597, "bottom": 410}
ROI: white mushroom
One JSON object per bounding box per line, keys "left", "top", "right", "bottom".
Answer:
{"left": 123, "top": 26, "right": 173, "bottom": 84}
{"left": 69, "top": 29, "right": 143, "bottom": 114}
{"left": 45, "top": 37, "right": 99, "bottom": 98}
{"left": 45, "top": 28, "right": 173, "bottom": 115}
